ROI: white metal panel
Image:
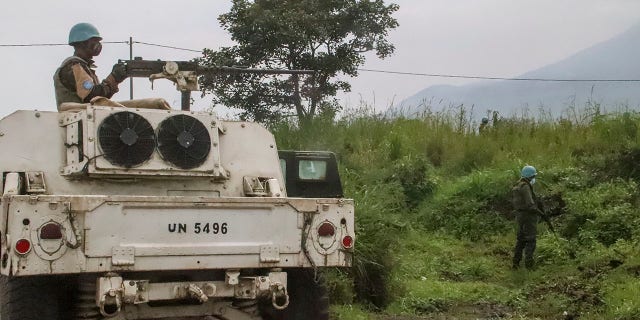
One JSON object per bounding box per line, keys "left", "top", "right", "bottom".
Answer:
{"left": 84, "top": 203, "right": 302, "bottom": 257}
{"left": 218, "top": 121, "right": 286, "bottom": 197}
{"left": 0, "top": 110, "right": 286, "bottom": 197}
{"left": 2, "top": 196, "right": 353, "bottom": 275}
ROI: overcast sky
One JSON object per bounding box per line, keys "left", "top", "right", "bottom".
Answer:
{"left": 2, "top": 0, "right": 640, "bottom": 118}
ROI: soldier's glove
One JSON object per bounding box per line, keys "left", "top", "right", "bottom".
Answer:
{"left": 110, "top": 62, "right": 128, "bottom": 83}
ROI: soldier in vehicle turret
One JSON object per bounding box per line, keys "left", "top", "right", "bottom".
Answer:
{"left": 53, "top": 23, "right": 128, "bottom": 108}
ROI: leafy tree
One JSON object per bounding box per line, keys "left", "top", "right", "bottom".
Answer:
{"left": 198, "top": 0, "right": 399, "bottom": 124}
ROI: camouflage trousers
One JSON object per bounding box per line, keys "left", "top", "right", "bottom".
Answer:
{"left": 513, "top": 210, "right": 538, "bottom": 269}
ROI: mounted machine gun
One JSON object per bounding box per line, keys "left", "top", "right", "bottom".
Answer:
{"left": 120, "top": 57, "right": 315, "bottom": 111}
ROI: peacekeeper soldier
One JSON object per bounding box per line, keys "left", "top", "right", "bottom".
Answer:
{"left": 511, "top": 165, "right": 545, "bottom": 269}
{"left": 478, "top": 117, "right": 489, "bottom": 134}
{"left": 54, "top": 23, "right": 127, "bottom": 108}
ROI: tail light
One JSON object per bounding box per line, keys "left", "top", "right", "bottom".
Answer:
{"left": 15, "top": 239, "right": 31, "bottom": 255}
{"left": 317, "top": 221, "right": 336, "bottom": 237}
{"left": 40, "top": 223, "right": 63, "bottom": 239}
{"left": 342, "top": 235, "right": 354, "bottom": 249}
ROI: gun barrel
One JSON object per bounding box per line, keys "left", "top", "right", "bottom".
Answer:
{"left": 121, "top": 59, "right": 199, "bottom": 78}
{"left": 121, "top": 59, "right": 315, "bottom": 77}
{"left": 200, "top": 66, "right": 315, "bottom": 75}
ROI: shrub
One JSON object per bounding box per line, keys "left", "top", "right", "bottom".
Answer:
{"left": 535, "top": 234, "right": 573, "bottom": 265}
{"left": 417, "top": 169, "right": 514, "bottom": 241}
{"left": 561, "top": 179, "right": 640, "bottom": 246}
{"left": 390, "top": 155, "right": 438, "bottom": 209}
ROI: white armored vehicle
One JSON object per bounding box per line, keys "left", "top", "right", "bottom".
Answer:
{"left": 0, "top": 61, "right": 354, "bottom": 319}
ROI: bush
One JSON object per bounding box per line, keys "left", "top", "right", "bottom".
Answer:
{"left": 535, "top": 234, "right": 573, "bottom": 265}
{"left": 417, "top": 169, "right": 514, "bottom": 241}
{"left": 561, "top": 179, "right": 640, "bottom": 246}
{"left": 324, "top": 269, "right": 355, "bottom": 305}
{"left": 390, "top": 155, "right": 438, "bottom": 209}
{"left": 341, "top": 159, "right": 416, "bottom": 308}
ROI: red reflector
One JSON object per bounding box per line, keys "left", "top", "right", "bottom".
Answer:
{"left": 40, "top": 223, "right": 63, "bottom": 240}
{"left": 15, "top": 239, "right": 31, "bottom": 255}
{"left": 317, "top": 222, "right": 335, "bottom": 237}
{"left": 342, "top": 235, "right": 354, "bottom": 249}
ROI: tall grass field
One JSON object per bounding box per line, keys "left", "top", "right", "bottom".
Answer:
{"left": 272, "top": 103, "right": 640, "bottom": 320}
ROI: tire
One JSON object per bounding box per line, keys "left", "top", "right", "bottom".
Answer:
{"left": 0, "top": 275, "right": 62, "bottom": 320}
{"left": 261, "top": 269, "right": 330, "bottom": 320}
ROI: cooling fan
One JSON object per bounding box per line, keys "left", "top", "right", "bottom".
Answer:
{"left": 157, "top": 114, "right": 211, "bottom": 169}
{"left": 97, "top": 111, "right": 156, "bottom": 168}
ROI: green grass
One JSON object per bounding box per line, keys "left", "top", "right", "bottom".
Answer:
{"left": 271, "top": 104, "right": 640, "bottom": 319}
{"left": 331, "top": 304, "right": 376, "bottom": 320}
{"left": 600, "top": 275, "right": 640, "bottom": 320}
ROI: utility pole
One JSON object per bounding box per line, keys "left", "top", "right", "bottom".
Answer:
{"left": 129, "top": 37, "right": 133, "bottom": 99}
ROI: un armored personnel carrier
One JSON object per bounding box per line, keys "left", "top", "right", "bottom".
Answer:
{"left": 0, "top": 61, "right": 354, "bottom": 319}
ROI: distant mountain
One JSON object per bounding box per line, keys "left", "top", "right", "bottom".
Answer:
{"left": 400, "top": 23, "right": 640, "bottom": 118}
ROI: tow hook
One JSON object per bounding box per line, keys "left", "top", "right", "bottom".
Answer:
{"left": 270, "top": 282, "right": 289, "bottom": 310}
{"left": 99, "top": 288, "right": 122, "bottom": 317}
{"left": 97, "top": 275, "right": 124, "bottom": 317}
{"left": 188, "top": 283, "right": 209, "bottom": 303}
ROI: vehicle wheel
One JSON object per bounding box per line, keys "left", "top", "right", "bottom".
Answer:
{"left": 261, "top": 269, "right": 330, "bottom": 320}
{"left": 0, "top": 275, "right": 62, "bottom": 320}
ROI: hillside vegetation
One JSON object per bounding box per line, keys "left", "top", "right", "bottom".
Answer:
{"left": 272, "top": 104, "right": 640, "bottom": 320}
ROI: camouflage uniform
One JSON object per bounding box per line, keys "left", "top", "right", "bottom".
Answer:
{"left": 511, "top": 179, "right": 543, "bottom": 269}
{"left": 53, "top": 56, "right": 119, "bottom": 107}
{"left": 478, "top": 122, "right": 488, "bottom": 134}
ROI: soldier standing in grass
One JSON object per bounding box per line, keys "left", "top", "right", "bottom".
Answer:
{"left": 478, "top": 117, "right": 489, "bottom": 134}
{"left": 511, "top": 165, "right": 544, "bottom": 269}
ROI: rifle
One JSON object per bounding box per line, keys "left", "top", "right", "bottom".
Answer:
{"left": 119, "top": 57, "right": 315, "bottom": 111}
{"left": 536, "top": 198, "right": 556, "bottom": 234}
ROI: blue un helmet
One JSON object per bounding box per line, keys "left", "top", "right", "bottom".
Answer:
{"left": 520, "top": 165, "right": 537, "bottom": 179}
{"left": 68, "top": 23, "right": 102, "bottom": 45}
{"left": 481, "top": 117, "right": 489, "bottom": 124}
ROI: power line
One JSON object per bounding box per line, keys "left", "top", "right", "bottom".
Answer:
{"left": 2, "top": 40, "right": 639, "bottom": 82}
{"left": 0, "top": 40, "right": 202, "bottom": 57}
{"left": 357, "top": 68, "right": 640, "bottom": 82}
{"left": 0, "top": 41, "right": 128, "bottom": 47}
{"left": 0, "top": 40, "right": 202, "bottom": 53}
{"left": 132, "top": 41, "right": 201, "bottom": 53}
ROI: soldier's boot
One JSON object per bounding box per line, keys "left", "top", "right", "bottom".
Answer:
{"left": 523, "top": 237, "right": 536, "bottom": 270}
{"left": 511, "top": 258, "right": 521, "bottom": 270}
{"left": 512, "top": 239, "right": 526, "bottom": 269}
{"left": 524, "top": 259, "right": 536, "bottom": 270}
